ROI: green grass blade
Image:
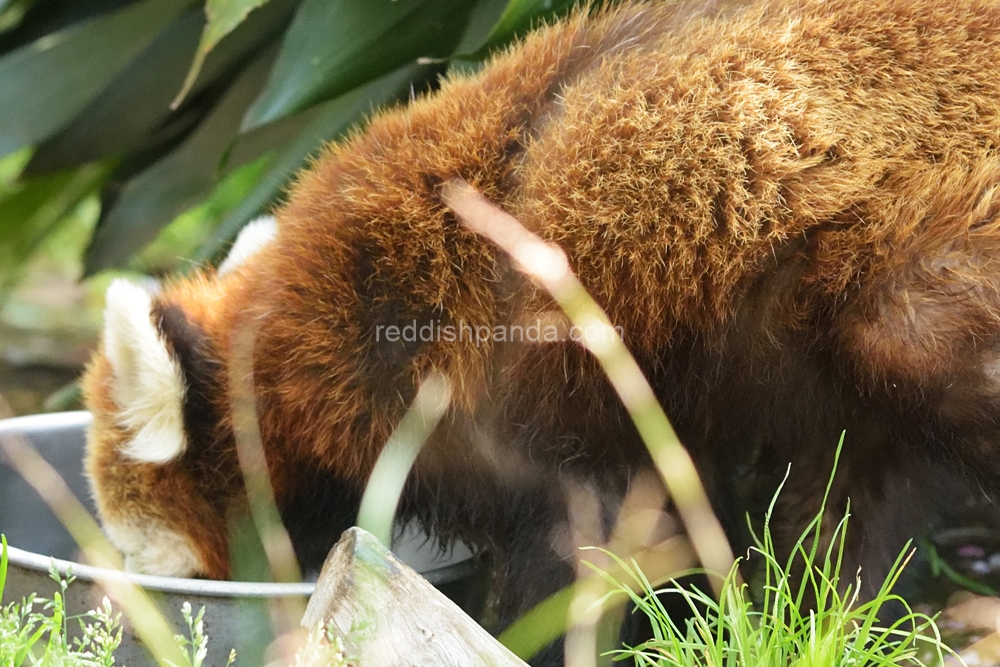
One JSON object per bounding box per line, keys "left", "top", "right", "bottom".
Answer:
{"left": 0, "top": 535, "right": 7, "bottom": 599}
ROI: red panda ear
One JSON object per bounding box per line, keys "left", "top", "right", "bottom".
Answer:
{"left": 217, "top": 215, "right": 277, "bottom": 277}
{"left": 102, "top": 279, "right": 188, "bottom": 463}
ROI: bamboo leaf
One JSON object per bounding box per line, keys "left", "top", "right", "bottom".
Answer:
{"left": 0, "top": 0, "right": 189, "bottom": 158}
{"left": 28, "top": 0, "right": 298, "bottom": 174}
{"left": 84, "top": 53, "right": 276, "bottom": 274}
{"left": 472, "top": 0, "right": 579, "bottom": 56}
{"left": 173, "top": 0, "right": 278, "bottom": 106}
{"left": 0, "top": 0, "right": 136, "bottom": 52}
{"left": 453, "top": 0, "right": 511, "bottom": 57}
{"left": 26, "top": 9, "right": 206, "bottom": 174}
{"left": 241, "top": 0, "right": 474, "bottom": 130}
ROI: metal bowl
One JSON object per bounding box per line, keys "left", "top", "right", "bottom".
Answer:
{"left": 0, "top": 412, "right": 484, "bottom": 665}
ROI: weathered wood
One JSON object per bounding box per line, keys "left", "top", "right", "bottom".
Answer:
{"left": 303, "top": 527, "right": 529, "bottom": 667}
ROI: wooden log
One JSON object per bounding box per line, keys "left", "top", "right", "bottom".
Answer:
{"left": 302, "top": 527, "right": 529, "bottom": 667}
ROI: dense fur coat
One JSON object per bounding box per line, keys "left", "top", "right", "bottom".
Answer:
{"left": 83, "top": 0, "right": 1000, "bottom": 662}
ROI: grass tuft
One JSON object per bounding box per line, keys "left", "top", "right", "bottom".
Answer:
{"left": 291, "top": 622, "right": 356, "bottom": 667}
{"left": 0, "top": 534, "right": 123, "bottom": 666}
{"left": 0, "top": 535, "right": 236, "bottom": 667}
{"left": 588, "top": 448, "right": 958, "bottom": 667}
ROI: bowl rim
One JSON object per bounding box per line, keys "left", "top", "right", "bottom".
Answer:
{"left": 5, "top": 544, "right": 317, "bottom": 598}
{"left": 0, "top": 410, "right": 93, "bottom": 433}
{"left": 1, "top": 410, "right": 481, "bottom": 598}
{"left": 2, "top": 410, "right": 315, "bottom": 597}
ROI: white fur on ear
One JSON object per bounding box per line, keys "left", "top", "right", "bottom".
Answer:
{"left": 103, "top": 279, "right": 187, "bottom": 463}
{"left": 217, "top": 215, "right": 278, "bottom": 277}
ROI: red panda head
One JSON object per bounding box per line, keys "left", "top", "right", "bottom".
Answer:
{"left": 82, "top": 217, "right": 277, "bottom": 579}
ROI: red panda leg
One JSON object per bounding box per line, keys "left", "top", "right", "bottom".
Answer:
{"left": 776, "top": 160, "right": 1000, "bottom": 598}
{"left": 832, "top": 161, "right": 1000, "bottom": 485}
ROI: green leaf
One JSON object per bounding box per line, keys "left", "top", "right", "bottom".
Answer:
{"left": 498, "top": 585, "right": 574, "bottom": 660}
{"left": 472, "top": 0, "right": 579, "bottom": 56}
{"left": 84, "top": 52, "right": 276, "bottom": 274}
{"left": 0, "top": 535, "right": 8, "bottom": 598}
{"left": 43, "top": 381, "right": 83, "bottom": 413}
{"left": 132, "top": 154, "right": 272, "bottom": 274}
{"left": 241, "top": 0, "right": 474, "bottom": 130}
{"left": 28, "top": 0, "right": 298, "bottom": 174}
{"left": 0, "top": 163, "right": 109, "bottom": 297}
{"left": 26, "top": 9, "right": 206, "bottom": 174}
{"left": 19, "top": 621, "right": 47, "bottom": 662}
{"left": 453, "top": 0, "right": 519, "bottom": 57}
{"left": 0, "top": 0, "right": 27, "bottom": 38}
{"left": 173, "top": 0, "right": 276, "bottom": 106}
{"left": 0, "top": 0, "right": 137, "bottom": 52}
{"left": 0, "top": 0, "right": 189, "bottom": 158}
{"left": 199, "top": 62, "right": 436, "bottom": 261}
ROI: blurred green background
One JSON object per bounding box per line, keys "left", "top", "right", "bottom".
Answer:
{"left": 0, "top": 0, "right": 582, "bottom": 415}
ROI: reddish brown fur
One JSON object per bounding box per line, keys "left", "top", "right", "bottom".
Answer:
{"left": 83, "top": 273, "right": 242, "bottom": 578}
{"left": 83, "top": 0, "right": 1000, "bottom": 661}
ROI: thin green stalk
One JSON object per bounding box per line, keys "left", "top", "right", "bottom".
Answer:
{"left": 0, "top": 429, "right": 186, "bottom": 666}
{"left": 356, "top": 372, "right": 452, "bottom": 546}
{"left": 442, "top": 178, "right": 735, "bottom": 588}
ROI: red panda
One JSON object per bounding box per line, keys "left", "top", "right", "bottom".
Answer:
{"left": 83, "top": 0, "right": 1000, "bottom": 662}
